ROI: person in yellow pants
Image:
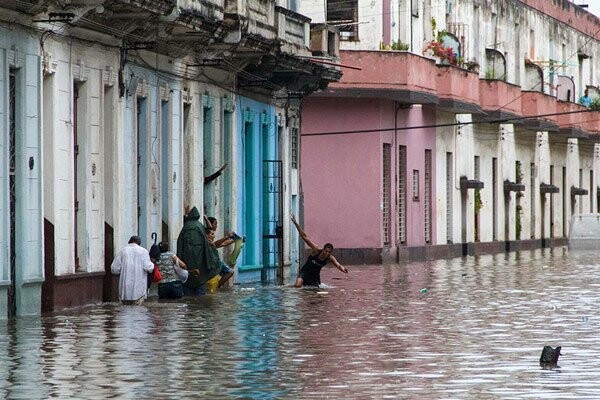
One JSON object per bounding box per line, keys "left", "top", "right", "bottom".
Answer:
{"left": 205, "top": 229, "right": 243, "bottom": 292}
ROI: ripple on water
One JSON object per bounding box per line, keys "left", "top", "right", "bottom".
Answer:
{"left": 3, "top": 249, "right": 600, "bottom": 397}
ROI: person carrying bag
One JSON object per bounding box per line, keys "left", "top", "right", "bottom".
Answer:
{"left": 155, "top": 241, "right": 187, "bottom": 299}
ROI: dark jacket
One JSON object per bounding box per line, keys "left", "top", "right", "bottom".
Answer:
{"left": 176, "top": 207, "right": 220, "bottom": 288}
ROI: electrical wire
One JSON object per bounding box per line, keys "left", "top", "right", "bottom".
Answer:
{"left": 302, "top": 108, "right": 598, "bottom": 136}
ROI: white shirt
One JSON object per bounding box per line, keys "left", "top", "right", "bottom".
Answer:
{"left": 111, "top": 243, "right": 154, "bottom": 301}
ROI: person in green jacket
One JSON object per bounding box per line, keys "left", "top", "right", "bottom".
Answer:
{"left": 176, "top": 206, "right": 221, "bottom": 295}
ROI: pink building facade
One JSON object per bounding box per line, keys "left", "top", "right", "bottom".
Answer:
{"left": 301, "top": 51, "right": 445, "bottom": 264}
{"left": 301, "top": 43, "right": 600, "bottom": 264}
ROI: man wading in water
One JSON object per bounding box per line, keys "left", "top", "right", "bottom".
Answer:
{"left": 291, "top": 214, "right": 348, "bottom": 287}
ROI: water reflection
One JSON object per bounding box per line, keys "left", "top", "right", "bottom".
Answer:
{"left": 4, "top": 248, "right": 600, "bottom": 398}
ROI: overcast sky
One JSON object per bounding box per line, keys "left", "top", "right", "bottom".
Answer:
{"left": 582, "top": 2, "right": 600, "bottom": 18}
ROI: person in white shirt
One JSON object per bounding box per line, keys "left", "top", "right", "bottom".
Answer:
{"left": 111, "top": 236, "right": 155, "bottom": 305}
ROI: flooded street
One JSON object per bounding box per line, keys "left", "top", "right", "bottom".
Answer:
{"left": 4, "top": 248, "right": 600, "bottom": 398}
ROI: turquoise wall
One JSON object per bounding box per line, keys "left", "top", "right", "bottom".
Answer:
{"left": 235, "top": 97, "right": 277, "bottom": 282}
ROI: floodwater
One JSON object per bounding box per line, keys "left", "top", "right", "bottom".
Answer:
{"left": 3, "top": 248, "right": 600, "bottom": 399}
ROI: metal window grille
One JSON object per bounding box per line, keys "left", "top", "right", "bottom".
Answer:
{"left": 327, "top": 0, "right": 359, "bottom": 41}
{"left": 291, "top": 127, "right": 298, "bottom": 169}
{"left": 424, "top": 149, "right": 432, "bottom": 244}
{"left": 412, "top": 170, "right": 419, "bottom": 201}
{"left": 382, "top": 144, "right": 391, "bottom": 246}
{"left": 563, "top": 166, "right": 567, "bottom": 237}
{"left": 8, "top": 71, "right": 16, "bottom": 318}
{"left": 531, "top": 163, "right": 536, "bottom": 238}
{"left": 579, "top": 168, "right": 583, "bottom": 214}
{"left": 398, "top": 145, "right": 407, "bottom": 244}
{"left": 474, "top": 156, "right": 480, "bottom": 242}
{"left": 550, "top": 165, "right": 555, "bottom": 238}
{"left": 73, "top": 83, "right": 80, "bottom": 270}
{"left": 446, "top": 152, "right": 453, "bottom": 244}
{"left": 590, "top": 170, "right": 594, "bottom": 213}
{"left": 203, "top": 104, "right": 215, "bottom": 217}
{"left": 492, "top": 157, "right": 497, "bottom": 241}
{"left": 182, "top": 104, "right": 191, "bottom": 202}
{"left": 262, "top": 160, "right": 284, "bottom": 285}
{"left": 223, "top": 108, "right": 233, "bottom": 230}
{"left": 516, "top": 161, "right": 522, "bottom": 240}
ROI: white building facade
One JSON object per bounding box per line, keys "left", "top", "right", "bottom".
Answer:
{"left": 0, "top": 0, "right": 340, "bottom": 317}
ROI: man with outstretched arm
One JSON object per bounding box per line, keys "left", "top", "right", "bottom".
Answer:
{"left": 291, "top": 214, "right": 348, "bottom": 287}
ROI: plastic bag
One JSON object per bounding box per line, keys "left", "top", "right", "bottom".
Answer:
{"left": 152, "top": 264, "right": 162, "bottom": 283}
{"left": 206, "top": 274, "right": 220, "bottom": 293}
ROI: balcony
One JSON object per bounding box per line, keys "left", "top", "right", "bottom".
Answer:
{"left": 181, "top": 0, "right": 225, "bottom": 21}
{"left": 521, "top": 91, "right": 559, "bottom": 131}
{"left": 435, "top": 65, "right": 481, "bottom": 114}
{"left": 478, "top": 79, "right": 522, "bottom": 121}
{"left": 583, "top": 110, "right": 600, "bottom": 134}
{"left": 555, "top": 101, "right": 588, "bottom": 138}
{"left": 325, "top": 51, "right": 438, "bottom": 104}
{"left": 275, "top": 7, "right": 311, "bottom": 56}
{"left": 248, "top": 0, "right": 276, "bottom": 39}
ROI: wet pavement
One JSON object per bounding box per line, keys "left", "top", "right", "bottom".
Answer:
{"left": 3, "top": 247, "right": 600, "bottom": 398}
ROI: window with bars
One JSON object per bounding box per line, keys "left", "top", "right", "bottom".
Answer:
{"left": 590, "top": 170, "right": 594, "bottom": 213}
{"left": 550, "top": 165, "right": 555, "bottom": 238}
{"left": 492, "top": 157, "right": 497, "bottom": 241}
{"left": 516, "top": 160, "right": 522, "bottom": 240}
{"left": 9, "top": 73, "right": 16, "bottom": 175}
{"left": 183, "top": 104, "right": 191, "bottom": 201}
{"left": 8, "top": 71, "right": 16, "bottom": 317}
{"left": 327, "top": 0, "right": 358, "bottom": 41}
{"left": 424, "top": 149, "right": 432, "bottom": 244}
{"left": 563, "top": 166, "right": 567, "bottom": 237}
{"left": 291, "top": 127, "right": 298, "bottom": 169}
{"left": 446, "top": 152, "right": 453, "bottom": 244}
{"left": 73, "top": 82, "right": 80, "bottom": 270}
{"left": 412, "top": 170, "right": 420, "bottom": 202}
{"left": 474, "top": 156, "right": 480, "bottom": 242}
{"left": 579, "top": 168, "right": 583, "bottom": 215}
{"left": 203, "top": 101, "right": 215, "bottom": 217}
{"left": 531, "top": 163, "right": 536, "bottom": 238}
{"left": 382, "top": 144, "right": 391, "bottom": 246}
{"left": 398, "top": 145, "right": 407, "bottom": 245}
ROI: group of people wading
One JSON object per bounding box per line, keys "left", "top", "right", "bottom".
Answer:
{"left": 110, "top": 209, "right": 348, "bottom": 305}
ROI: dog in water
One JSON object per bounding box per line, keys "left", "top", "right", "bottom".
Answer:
{"left": 540, "top": 346, "right": 561, "bottom": 366}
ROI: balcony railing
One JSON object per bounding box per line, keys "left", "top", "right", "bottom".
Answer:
{"left": 275, "top": 6, "right": 310, "bottom": 55}
{"left": 330, "top": 51, "right": 438, "bottom": 104}
{"left": 521, "top": 91, "right": 558, "bottom": 131}
{"left": 180, "top": 0, "right": 224, "bottom": 19}
{"left": 435, "top": 65, "right": 481, "bottom": 113}
{"left": 478, "top": 79, "right": 522, "bottom": 118}
{"left": 556, "top": 101, "right": 589, "bottom": 137}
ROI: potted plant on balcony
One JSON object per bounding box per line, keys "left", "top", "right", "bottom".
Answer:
{"left": 424, "top": 38, "right": 457, "bottom": 65}
{"left": 465, "top": 59, "right": 479, "bottom": 72}
{"left": 379, "top": 41, "right": 410, "bottom": 51}
{"left": 423, "top": 18, "right": 457, "bottom": 65}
